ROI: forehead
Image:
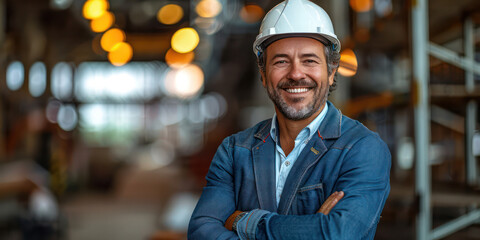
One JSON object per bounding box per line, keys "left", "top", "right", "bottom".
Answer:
{"left": 266, "top": 37, "right": 326, "bottom": 56}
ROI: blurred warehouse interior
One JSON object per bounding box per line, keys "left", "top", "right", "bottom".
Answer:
{"left": 0, "top": 0, "right": 480, "bottom": 239}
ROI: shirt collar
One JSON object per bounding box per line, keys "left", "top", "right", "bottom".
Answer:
{"left": 270, "top": 103, "right": 329, "bottom": 143}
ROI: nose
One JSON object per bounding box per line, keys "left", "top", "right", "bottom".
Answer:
{"left": 286, "top": 61, "right": 306, "bottom": 81}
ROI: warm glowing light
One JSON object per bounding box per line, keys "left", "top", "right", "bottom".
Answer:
{"left": 91, "top": 11, "right": 115, "bottom": 32}
{"left": 108, "top": 42, "right": 133, "bottom": 66}
{"left": 165, "top": 48, "right": 195, "bottom": 68}
{"left": 101, "top": 28, "right": 125, "bottom": 52}
{"left": 240, "top": 4, "right": 265, "bottom": 23}
{"left": 165, "top": 64, "right": 204, "bottom": 98}
{"left": 171, "top": 28, "right": 200, "bottom": 53}
{"left": 157, "top": 4, "right": 184, "bottom": 25}
{"left": 196, "top": 0, "right": 222, "bottom": 18}
{"left": 83, "top": 0, "right": 109, "bottom": 19}
{"left": 350, "top": 0, "right": 373, "bottom": 12}
{"left": 338, "top": 49, "right": 358, "bottom": 77}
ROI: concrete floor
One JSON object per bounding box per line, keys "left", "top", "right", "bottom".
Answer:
{"left": 62, "top": 194, "right": 160, "bottom": 240}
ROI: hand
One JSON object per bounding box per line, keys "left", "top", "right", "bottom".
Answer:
{"left": 317, "top": 191, "right": 344, "bottom": 215}
{"left": 224, "top": 210, "right": 245, "bottom": 231}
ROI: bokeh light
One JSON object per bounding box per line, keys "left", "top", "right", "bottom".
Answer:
{"left": 50, "top": 0, "right": 74, "bottom": 10}
{"left": 239, "top": 4, "right": 265, "bottom": 23}
{"left": 194, "top": 17, "right": 223, "bottom": 35}
{"left": 108, "top": 42, "right": 133, "bottom": 66}
{"left": 90, "top": 11, "right": 115, "bottom": 33}
{"left": 165, "top": 48, "right": 195, "bottom": 68}
{"left": 375, "top": 0, "right": 393, "bottom": 17}
{"left": 6, "top": 61, "right": 24, "bottom": 91}
{"left": 350, "top": 0, "right": 373, "bottom": 12}
{"left": 171, "top": 28, "right": 200, "bottom": 53}
{"left": 83, "top": 0, "right": 109, "bottom": 20}
{"left": 75, "top": 62, "right": 164, "bottom": 102}
{"left": 165, "top": 64, "right": 204, "bottom": 98}
{"left": 29, "top": 61, "right": 47, "bottom": 97}
{"left": 196, "top": 0, "right": 222, "bottom": 18}
{"left": 338, "top": 49, "right": 358, "bottom": 77}
{"left": 199, "top": 93, "right": 227, "bottom": 120}
{"left": 58, "top": 104, "right": 78, "bottom": 131}
{"left": 157, "top": 4, "right": 184, "bottom": 25}
{"left": 101, "top": 28, "right": 126, "bottom": 52}
{"left": 46, "top": 99, "right": 62, "bottom": 123}
{"left": 51, "top": 62, "right": 74, "bottom": 100}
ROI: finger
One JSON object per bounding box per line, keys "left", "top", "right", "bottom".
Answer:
{"left": 317, "top": 191, "right": 338, "bottom": 214}
{"left": 318, "top": 191, "right": 344, "bottom": 214}
{"left": 325, "top": 191, "right": 344, "bottom": 213}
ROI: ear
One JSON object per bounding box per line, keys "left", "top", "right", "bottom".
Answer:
{"left": 328, "top": 68, "right": 337, "bottom": 86}
{"left": 261, "top": 72, "right": 267, "bottom": 87}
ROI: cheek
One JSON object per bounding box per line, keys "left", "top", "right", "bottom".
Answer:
{"left": 266, "top": 70, "right": 282, "bottom": 86}
{"left": 310, "top": 71, "right": 328, "bottom": 86}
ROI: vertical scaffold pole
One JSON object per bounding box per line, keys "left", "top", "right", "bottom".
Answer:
{"left": 412, "top": 0, "right": 431, "bottom": 239}
{"left": 464, "top": 17, "right": 477, "bottom": 187}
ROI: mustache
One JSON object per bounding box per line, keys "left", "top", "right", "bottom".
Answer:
{"left": 277, "top": 79, "right": 317, "bottom": 88}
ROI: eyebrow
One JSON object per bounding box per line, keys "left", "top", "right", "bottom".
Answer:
{"left": 270, "top": 53, "right": 321, "bottom": 61}
{"left": 270, "top": 53, "right": 289, "bottom": 61}
{"left": 300, "top": 53, "right": 321, "bottom": 59}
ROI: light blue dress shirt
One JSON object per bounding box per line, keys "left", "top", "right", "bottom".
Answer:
{"left": 235, "top": 104, "right": 330, "bottom": 239}
{"left": 269, "top": 103, "right": 329, "bottom": 205}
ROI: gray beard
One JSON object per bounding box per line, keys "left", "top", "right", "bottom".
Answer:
{"left": 266, "top": 79, "right": 329, "bottom": 121}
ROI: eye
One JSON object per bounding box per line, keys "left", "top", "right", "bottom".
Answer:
{"left": 304, "top": 59, "right": 318, "bottom": 64}
{"left": 274, "top": 60, "right": 287, "bottom": 65}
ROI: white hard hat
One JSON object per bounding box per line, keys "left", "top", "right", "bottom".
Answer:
{"left": 253, "top": 0, "right": 341, "bottom": 56}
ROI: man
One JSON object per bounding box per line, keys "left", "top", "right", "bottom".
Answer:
{"left": 188, "top": 0, "right": 391, "bottom": 239}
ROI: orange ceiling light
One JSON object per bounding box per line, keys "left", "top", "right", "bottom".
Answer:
{"left": 338, "top": 49, "right": 358, "bottom": 77}
{"left": 90, "top": 11, "right": 115, "bottom": 33}
{"left": 350, "top": 0, "right": 373, "bottom": 12}
{"left": 165, "top": 48, "right": 195, "bottom": 68}
{"left": 157, "top": 4, "right": 184, "bottom": 25}
{"left": 83, "top": 0, "right": 109, "bottom": 20}
{"left": 171, "top": 27, "right": 200, "bottom": 53}
{"left": 100, "top": 28, "right": 126, "bottom": 52}
{"left": 196, "top": 0, "right": 222, "bottom": 18}
{"left": 240, "top": 4, "right": 265, "bottom": 24}
{"left": 108, "top": 42, "right": 133, "bottom": 66}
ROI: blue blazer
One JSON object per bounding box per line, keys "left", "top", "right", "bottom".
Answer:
{"left": 189, "top": 101, "right": 391, "bottom": 239}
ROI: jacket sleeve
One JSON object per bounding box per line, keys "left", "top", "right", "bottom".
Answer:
{"left": 188, "top": 137, "right": 240, "bottom": 240}
{"left": 255, "top": 135, "right": 391, "bottom": 239}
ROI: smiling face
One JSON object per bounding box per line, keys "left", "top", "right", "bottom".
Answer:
{"left": 262, "top": 37, "right": 335, "bottom": 121}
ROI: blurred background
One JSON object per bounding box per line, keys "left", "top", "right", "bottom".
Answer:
{"left": 0, "top": 0, "right": 479, "bottom": 239}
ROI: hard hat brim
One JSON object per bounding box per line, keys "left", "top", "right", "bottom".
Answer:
{"left": 254, "top": 33, "right": 341, "bottom": 57}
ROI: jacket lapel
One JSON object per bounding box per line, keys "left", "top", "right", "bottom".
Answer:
{"left": 277, "top": 136, "right": 327, "bottom": 214}
{"left": 252, "top": 120, "right": 278, "bottom": 213}
{"left": 277, "top": 101, "right": 342, "bottom": 214}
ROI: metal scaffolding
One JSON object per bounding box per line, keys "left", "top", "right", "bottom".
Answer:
{"left": 412, "top": 0, "right": 480, "bottom": 239}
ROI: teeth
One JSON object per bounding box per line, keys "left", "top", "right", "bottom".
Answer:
{"left": 286, "top": 88, "right": 309, "bottom": 93}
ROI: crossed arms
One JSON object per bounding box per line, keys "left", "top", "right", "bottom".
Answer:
{"left": 188, "top": 135, "right": 391, "bottom": 239}
{"left": 224, "top": 191, "right": 345, "bottom": 231}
